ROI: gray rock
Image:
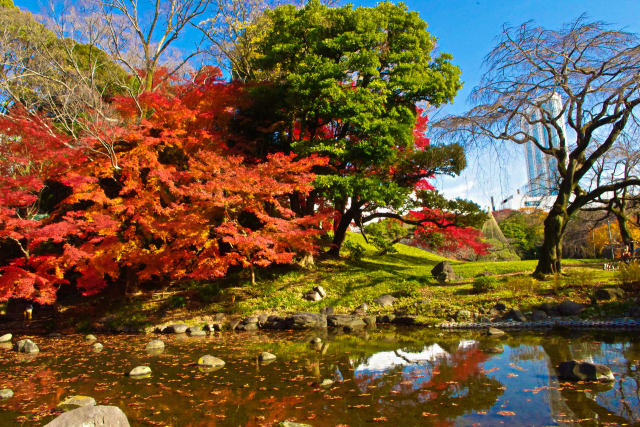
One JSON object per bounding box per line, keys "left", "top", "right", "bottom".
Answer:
{"left": 313, "top": 286, "right": 327, "bottom": 298}
{"left": 484, "top": 346, "right": 504, "bottom": 354}
{"left": 57, "top": 395, "right": 96, "bottom": 411}
{"left": 327, "top": 315, "right": 366, "bottom": 329}
{"left": 531, "top": 310, "right": 549, "bottom": 321}
{"left": 187, "top": 326, "right": 206, "bottom": 336}
{"left": 212, "top": 313, "right": 226, "bottom": 322}
{"left": 310, "top": 337, "right": 322, "bottom": 344}
{"left": 145, "top": 339, "right": 165, "bottom": 352}
{"left": 286, "top": 313, "right": 327, "bottom": 329}
{"left": 595, "top": 287, "right": 624, "bottom": 301}
{"left": 44, "top": 405, "right": 130, "bottom": 427}
{"left": 92, "top": 343, "right": 103, "bottom": 352}
{"left": 0, "top": 389, "right": 13, "bottom": 399}
{"left": 85, "top": 334, "right": 97, "bottom": 342}
{"left": 0, "top": 333, "right": 12, "bottom": 343}
{"left": 456, "top": 310, "right": 473, "bottom": 322}
{"left": 162, "top": 324, "right": 189, "bottom": 334}
{"left": 557, "top": 360, "right": 614, "bottom": 382}
{"left": 198, "top": 355, "right": 225, "bottom": 368}
{"left": 262, "top": 315, "right": 287, "bottom": 330}
{"left": 431, "top": 261, "right": 456, "bottom": 283}
{"left": 242, "top": 316, "right": 259, "bottom": 325}
{"left": 228, "top": 320, "right": 241, "bottom": 331}
{"left": 304, "top": 291, "right": 323, "bottom": 301}
{"left": 373, "top": 294, "right": 397, "bottom": 307}
{"left": 278, "top": 422, "right": 312, "bottom": 427}
{"left": 204, "top": 323, "right": 223, "bottom": 332}
{"left": 128, "top": 366, "right": 151, "bottom": 377}
{"left": 320, "top": 306, "right": 335, "bottom": 315}
{"left": 15, "top": 339, "right": 39, "bottom": 354}
{"left": 503, "top": 309, "right": 527, "bottom": 322}
{"left": 537, "top": 302, "right": 554, "bottom": 314}
{"left": 258, "top": 352, "right": 276, "bottom": 362}
{"left": 557, "top": 301, "right": 584, "bottom": 316}
{"left": 236, "top": 323, "right": 259, "bottom": 332}
{"left": 487, "top": 327, "right": 505, "bottom": 336}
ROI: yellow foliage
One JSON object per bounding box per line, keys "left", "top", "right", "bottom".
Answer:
{"left": 589, "top": 221, "right": 640, "bottom": 252}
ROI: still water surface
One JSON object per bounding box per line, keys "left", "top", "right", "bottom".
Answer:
{"left": 1, "top": 328, "right": 639, "bottom": 426}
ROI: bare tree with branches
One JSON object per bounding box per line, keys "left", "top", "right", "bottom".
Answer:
{"left": 433, "top": 17, "right": 640, "bottom": 275}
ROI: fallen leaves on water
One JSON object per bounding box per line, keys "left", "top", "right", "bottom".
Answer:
{"left": 497, "top": 411, "right": 516, "bottom": 416}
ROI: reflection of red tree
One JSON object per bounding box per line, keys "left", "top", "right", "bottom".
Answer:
{"left": 2, "top": 364, "right": 65, "bottom": 421}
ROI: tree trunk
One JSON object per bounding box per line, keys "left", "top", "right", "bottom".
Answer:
{"left": 535, "top": 207, "right": 568, "bottom": 276}
{"left": 328, "top": 206, "right": 356, "bottom": 257}
{"left": 616, "top": 212, "right": 633, "bottom": 247}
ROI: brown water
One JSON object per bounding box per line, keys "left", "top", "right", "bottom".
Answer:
{"left": 0, "top": 328, "right": 639, "bottom": 426}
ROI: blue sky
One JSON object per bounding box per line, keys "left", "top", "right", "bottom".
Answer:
{"left": 15, "top": 0, "right": 640, "bottom": 209}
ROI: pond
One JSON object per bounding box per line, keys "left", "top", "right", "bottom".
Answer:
{"left": 1, "top": 327, "right": 639, "bottom": 426}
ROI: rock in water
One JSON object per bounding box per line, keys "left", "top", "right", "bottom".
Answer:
{"left": 85, "top": 334, "right": 97, "bottom": 342}
{"left": 57, "top": 395, "right": 97, "bottom": 411}
{"left": 0, "top": 333, "right": 11, "bottom": 343}
{"left": 198, "top": 355, "right": 225, "bottom": 368}
{"left": 162, "top": 324, "right": 189, "bottom": 334}
{"left": 557, "top": 360, "right": 614, "bottom": 382}
{"left": 258, "top": 352, "right": 277, "bottom": 362}
{"left": 128, "top": 366, "right": 151, "bottom": 377}
{"left": 278, "top": 422, "right": 312, "bottom": 427}
{"left": 556, "top": 301, "right": 584, "bottom": 316}
{"left": 487, "top": 327, "right": 505, "bottom": 336}
{"left": 44, "top": 405, "right": 130, "bottom": 427}
{"left": 92, "top": 343, "right": 103, "bottom": 352}
{"left": 145, "top": 339, "right": 165, "bottom": 352}
{"left": 15, "top": 339, "right": 39, "bottom": 354}
{"left": 0, "top": 389, "right": 13, "bottom": 399}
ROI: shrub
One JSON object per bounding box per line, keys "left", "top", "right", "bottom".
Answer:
{"left": 618, "top": 261, "right": 640, "bottom": 285}
{"left": 473, "top": 276, "right": 498, "bottom": 293}
{"left": 344, "top": 240, "right": 366, "bottom": 261}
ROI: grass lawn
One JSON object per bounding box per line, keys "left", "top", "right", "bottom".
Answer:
{"left": 53, "top": 234, "right": 632, "bottom": 332}
{"left": 225, "top": 234, "right": 623, "bottom": 325}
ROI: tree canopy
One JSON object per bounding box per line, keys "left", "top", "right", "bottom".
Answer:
{"left": 433, "top": 17, "right": 640, "bottom": 274}
{"left": 245, "top": 0, "right": 484, "bottom": 255}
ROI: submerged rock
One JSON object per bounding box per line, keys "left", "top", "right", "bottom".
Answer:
{"left": 198, "top": 355, "right": 225, "bottom": 368}
{"left": 557, "top": 360, "right": 614, "bottom": 382}
{"left": 128, "top": 366, "right": 151, "bottom": 377}
{"left": 15, "top": 339, "right": 39, "bottom": 354}
{"left": 487, "top": 327, "right": 505, "bottom": 336}
{"left": 258, "top": 352, "right": 276, "bottom": 362}
{"left": 278, "top": 421, "right": 312, "bottom": 427}
{"left": 145, "top": 339, "right": 165, "bottom": 352}
{"left": 44, "top": 405, "right": 130, "bottom": 427}
{"left": 57, "top": 395, "right": 96, "bottom": 411}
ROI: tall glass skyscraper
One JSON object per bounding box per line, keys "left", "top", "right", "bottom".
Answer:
{"left": 521, "top": 93, "right": 565, "bottom": 197}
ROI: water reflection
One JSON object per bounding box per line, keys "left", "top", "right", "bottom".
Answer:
{"left": 0, "top": 330, "right": 638, "bottom": 426}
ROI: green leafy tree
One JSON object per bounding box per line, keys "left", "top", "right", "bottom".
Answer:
{"left": 246, "top": 0, "right": 482, "bottom": 255}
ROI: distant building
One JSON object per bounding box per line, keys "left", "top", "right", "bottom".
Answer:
{"left": 497, "top": 186, "right": 555, "bottom": 211}
{"left": 521, "top": 92, "right": 566, "bottom": 198}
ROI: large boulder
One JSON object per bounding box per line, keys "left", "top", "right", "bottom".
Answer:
{"left": 430, "top": 261, "right": 456, "bottom": 283}
{"left": 15, "top": 339, "right": 39, "bottom": 354}
{"left": 57, "top": 395, "right": 96, "bottom": 411}
{"left": 557, "top": 360, "right": 614, "bottom": 382}
{"left": 285, "top": 313, "right": 327, "bottom": 330}
{"left": 162, "top": 324, "right": 189, "bottom": 334}
{"left": 595, "top": 287, "right": 624, "bottom": 301}
{"left": 556, "top": 301, "right": 584, "bottom": 316}
{"left": 44, "top": 405, "right": 130, "bottom": 427}
{"left": 327, "top": 315, "right": 365, "bottom": 329}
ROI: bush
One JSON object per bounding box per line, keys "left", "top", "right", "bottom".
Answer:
{"left": 618, "top": 261, "right": 640, "bottom": 285}
{"left": 344, "top": 240, "right": 366, "bottom": 261}
{"left": 473, "top": 276, "right": 498, "bottom": 293}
